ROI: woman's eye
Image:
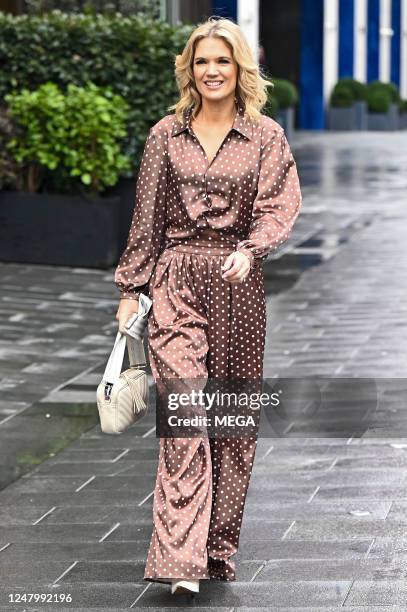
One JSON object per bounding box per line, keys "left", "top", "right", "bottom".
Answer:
{"left": 195, "top": 59, "right": 230, "bottom": 64}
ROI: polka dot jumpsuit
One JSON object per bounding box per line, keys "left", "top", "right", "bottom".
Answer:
{"left": 114, "top": 100, "right": 302, "bottom": 584}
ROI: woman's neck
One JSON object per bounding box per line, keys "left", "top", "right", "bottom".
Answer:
{"left": 194, "top": 99, "right": 237, "bottom": 127}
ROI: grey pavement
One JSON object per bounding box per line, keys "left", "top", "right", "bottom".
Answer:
{"left": 0, "top": 131, "right": 407, "bottom": 610}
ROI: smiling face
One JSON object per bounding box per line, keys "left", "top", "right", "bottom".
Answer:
{"left": 192, "top": 36, "right": 238, "bottom": 106}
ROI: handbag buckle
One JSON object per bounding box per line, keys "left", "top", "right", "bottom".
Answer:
{"left": 104, "top": 382, "right": 113, "bottom": 401}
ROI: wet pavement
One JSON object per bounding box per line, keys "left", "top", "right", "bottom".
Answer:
{"left": 0, "top": 130, "right": 407, "bottom": 610}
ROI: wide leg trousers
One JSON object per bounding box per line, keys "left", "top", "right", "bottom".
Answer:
{"left": 143, "top": 234, "right": 266, "bottom": 584}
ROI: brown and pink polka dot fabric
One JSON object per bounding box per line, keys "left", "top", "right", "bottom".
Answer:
{"left": 114, "top": 101, "right": 302, "bottom": 584}
{"left": 114, "top": 102, "right": 302, "bottom": 300}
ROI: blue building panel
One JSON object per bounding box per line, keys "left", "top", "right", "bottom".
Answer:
{"left": 339, "top": 0, "right": 354, "bottom": 78}
{"left": 367, "top": 0, "right": 380, "bottom": 82}
{"left": 391, "top": 0, "right": 401, "bottom": 86}
{"left": 299, "top": 0, "right": 324, "bottom": 129}
{"left": 211, "top": 0, "right": 237, "bottom": 21}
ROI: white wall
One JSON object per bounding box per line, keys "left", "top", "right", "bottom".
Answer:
{"left": 237, "top": 0, "right": 259, "bottom": 64}
{"left": 323, "top": 0, "right": 339, "bottom": 104}
{"left": 354, "top": 0, "right": 368, "bottom": 82}
{"left": 379, "top": 0, "right": 393, "bottom": 82}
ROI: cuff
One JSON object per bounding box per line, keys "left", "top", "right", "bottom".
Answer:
{"left": 119, "top": 290, "right": 141, "bottom": 300}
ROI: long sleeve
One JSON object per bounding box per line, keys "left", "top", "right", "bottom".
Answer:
{"left": 236, "top": 127, "right": 302, "bottom": 266}
{"left": 114, "top": 128, "right": 168, "bottom": 300}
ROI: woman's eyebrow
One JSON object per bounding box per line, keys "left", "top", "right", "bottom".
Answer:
{"left": 194, "top": 56, "right": 231, "bottom": 60}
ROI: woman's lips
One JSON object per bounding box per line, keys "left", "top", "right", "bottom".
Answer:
{"left": 204, "top": 81, "right": 224, "bottom": 89}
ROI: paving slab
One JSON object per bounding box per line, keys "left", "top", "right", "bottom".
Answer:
{"left": 344, "top": 580, "right": 407, "bottom": 606}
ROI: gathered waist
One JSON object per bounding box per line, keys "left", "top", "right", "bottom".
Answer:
{"left": 163, "top": 229, "right": 237, "bottom": 256}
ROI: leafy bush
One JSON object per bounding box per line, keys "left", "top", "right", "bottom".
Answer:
{"left": 270, "top": 78, "right": 298, "bottom": 109}
{"left": 400, "top": 100, "right": 407, "bottom": 114}
{"left": 330, "top": 83, "right": 353, "bottom": 108}
{"left": 366, "top": 88, "right": 391, "bottom": 113}
{"left": 263, "top": 92, "right": 280, "bottom": 119}
{"left": 367, "top": 80, "right": 400, "bottom": 104}
{"left": 0, "top": 12, "right": 193, "bottom": 171}
{"left": 5, "top": 82, "right": 131, "bottom": 193}
{"left": 269, "top": 96, "right": 280, "bottom": 118}
{"left": 335, "top": 77, "right": 367, "bottom": 101}
{"left": 0, "top": 107, "right": 21, "bottom": 190}
{"left": 24, "top": 0, "right": 160, "bottom": 17}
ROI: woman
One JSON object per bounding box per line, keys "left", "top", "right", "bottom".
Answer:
{"left": 115, "top": 16, "right": 302, "bottom": 595}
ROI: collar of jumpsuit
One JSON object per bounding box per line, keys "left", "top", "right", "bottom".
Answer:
{"left": 169, "top": 101, "right": 256, "bottom": 234}
{"left": 171, "top": 101, "right": 253, "bottom": 141}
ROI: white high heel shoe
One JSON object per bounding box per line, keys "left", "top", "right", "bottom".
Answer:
{"left": 171, "top": 579, "right": 200, "bottom": 595}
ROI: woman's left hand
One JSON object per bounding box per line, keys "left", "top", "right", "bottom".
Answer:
{"left": 221, "top": 251, "right": 251, "bottom": 283}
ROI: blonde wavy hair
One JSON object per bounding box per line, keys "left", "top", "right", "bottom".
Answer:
{"left": 168, "top": 16, "right": 273, "bottom": 124}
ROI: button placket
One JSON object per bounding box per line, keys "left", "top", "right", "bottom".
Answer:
{"left": 190, "top": 131, "right": 211, "bottom": 209}
{"left": 205, "top": 187, "right": 212, "bottom": 207}
{"left": 187, "top": 108, "right": 238, "bottom": 214}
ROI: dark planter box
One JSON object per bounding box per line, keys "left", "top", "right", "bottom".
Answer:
{"left": 275, "top": 107, "right": 294, "bottom": 141}
{"left": 367, "top": 112, "right": 390, "bottom": 130}
{"left": 367, "top": 103, "right": 400, "bottom": 131}
{"left": 354, "top": 101, "right": 367, "bottom": 130}
{"left": 400, "top": 114, "right": 407, "bottom": 130}
{"left": 0, "top": 191, "right": 120, "bottom": 268}
{"left": 327, "top": 105, "right": 357, "bottom": 130}
{"left": 388, "top": 102, "right": 399, "bottom": 130}
{"left": 104, "top": 177, "right": 136, "bottom": 255}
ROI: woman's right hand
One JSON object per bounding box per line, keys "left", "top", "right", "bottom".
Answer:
{"left": 116, "top": 298, "right": 140, "bottom": 334}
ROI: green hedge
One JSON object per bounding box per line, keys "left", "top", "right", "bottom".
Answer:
{"left": 336, "top": 78, "right": 367, "bottom": 102}
{"left": 365, "top": 81, "right": 402, "bottom": 113}
{"left": 270, "top": 78, "right": 298, "bottom": 109}
{"left": 6, "top": 82, "right": 131, "bottom": 193}
{"left": 263, "top": 94, "right": 280, "bottom": 119}
{"left": 330, "top": 83, "right": 354, "bottom": 108}
{"left": 262, "top": 77, "right": 298, "bottom": 119}
{"left": 0, "top": 107, "right": 20, "bottom": 190}
{"left": 367, "top": 80, "right": 400, "bottom": 104}
{"left": 24, "top": 0, "right": 160, "bottom": 17}
{"left": 366, "top": 88, "right": 391, "bottom": 113}
{"left": 330, "top": 78, "right": 368, "bottom": 107}
{"left": 0, "top": 12, "right": 193, "bottom": 171}
{"left": 330, "top": 79, "right": 402, "bottom": 112}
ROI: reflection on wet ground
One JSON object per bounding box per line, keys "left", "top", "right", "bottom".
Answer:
{"left": 265, "top": 130, "right": 407, "bottom": 296}
{"left": 266, "top": 213, "right": 374, "bottom": 295}
{"left": 0, "top": 401, "right": 99, "bottom": 490}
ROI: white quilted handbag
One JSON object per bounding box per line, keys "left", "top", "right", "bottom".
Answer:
{"left": 96, "top": 293, "right": 152, "bottom": 434}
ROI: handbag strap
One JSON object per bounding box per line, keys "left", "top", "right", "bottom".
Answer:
{"left": 103, "top": 293, "right": 152, "bottom": 385}
{"left": 102, "top": 333, "right": 146, "bottom": 385}
{"left": 127, "top": 333, "right": 147, "bottom": 368}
